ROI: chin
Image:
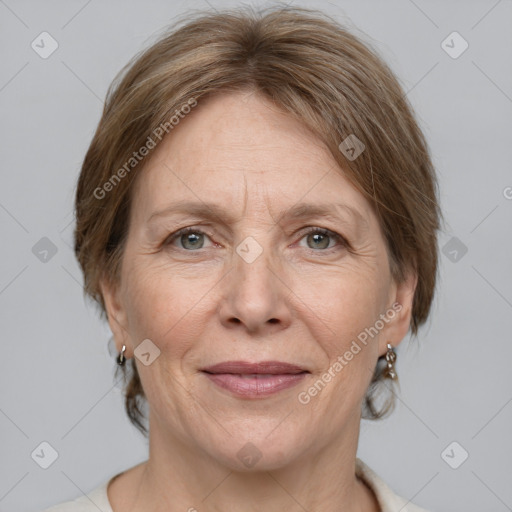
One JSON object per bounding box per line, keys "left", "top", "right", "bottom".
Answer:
{"left": 202, "top": 430, "right": 307, "bottom": 473}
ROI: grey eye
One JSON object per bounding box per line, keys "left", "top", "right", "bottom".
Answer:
{"left": 180, "top": 231, "right": 205, "bottom": 250}
{"left": 306, "top": 232, "right": 331, "bottom": 249}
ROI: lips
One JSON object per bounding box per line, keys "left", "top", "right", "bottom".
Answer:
{"left": 201, "top": 361, "right": 309, "bottom": 398}
{"left": 201, "top": 360, "right": 308, "bottom": 375}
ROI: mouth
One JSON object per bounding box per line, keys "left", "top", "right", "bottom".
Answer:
{"left": 200, "top": 361, "right": 310, "bottom": 398}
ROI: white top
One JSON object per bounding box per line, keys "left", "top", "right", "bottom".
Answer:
{"left": 42, "top": 458, "right": 430, "bottom": 512}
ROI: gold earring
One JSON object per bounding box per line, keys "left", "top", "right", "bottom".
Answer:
{"left": 384, "top": 342, "right": 397, "bottom": 380}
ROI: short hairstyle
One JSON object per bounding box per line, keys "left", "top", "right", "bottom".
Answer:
{"left": 74, "top": 6, "right": 443, "bottom": 437}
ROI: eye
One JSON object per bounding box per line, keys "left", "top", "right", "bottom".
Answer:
{"left": 164, "top": 226, "right": 347, "bottom": 253}
{"left": 297, "top": 227, "right": 346, "bottom": 252}
{"left": 165, "top": 227, "right": 213, "bottom": 250}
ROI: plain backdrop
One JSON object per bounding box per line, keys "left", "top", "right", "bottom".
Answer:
{"left": 1, "top": 1, "right": 511, "bottom": 511}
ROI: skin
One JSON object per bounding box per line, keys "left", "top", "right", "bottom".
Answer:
{"left": 101, "top": 89, "right": 417, "bottom": 512}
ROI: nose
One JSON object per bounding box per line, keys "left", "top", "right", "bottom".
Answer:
{"left": 218, "top": 243, "right": 292, "bottom": 336}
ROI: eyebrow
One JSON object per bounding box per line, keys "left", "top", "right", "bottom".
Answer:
{"left": 147, "top": 200, "right": 367, "bottom": 228}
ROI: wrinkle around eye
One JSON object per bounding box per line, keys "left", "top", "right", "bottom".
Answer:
{"left": 160, "top": 225, "right": 356, "bottom": 257}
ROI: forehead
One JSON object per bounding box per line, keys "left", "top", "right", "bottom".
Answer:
{"left": 130, "top": 90, "right": 374, "bottom": 226}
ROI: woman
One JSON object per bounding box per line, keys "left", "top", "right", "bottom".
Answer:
{"left": 45, "top": 6, "right": 441, "bottom": 511}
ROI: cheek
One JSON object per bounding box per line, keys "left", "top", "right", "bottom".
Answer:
{"left": 293, "top": 263, "right": 385, "bottom": 338}
{"left": 122, "top": 266, "right": 211, "bottom": 357}
{"left": 293, "top": 266, "right": 386, "bottom": 388}
{"left": 302, "top": 284, "right": 382, "bottom": 422}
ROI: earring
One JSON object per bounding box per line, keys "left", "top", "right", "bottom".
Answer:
{"left": 384, "top": 342, "right": 397, "bottom": 380}
{"left": 116, "top": 344, "right": 127, "bottom": 366}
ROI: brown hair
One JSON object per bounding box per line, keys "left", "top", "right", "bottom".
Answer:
{"left": 74, "top": 5, "right": 443, "bottom": 437}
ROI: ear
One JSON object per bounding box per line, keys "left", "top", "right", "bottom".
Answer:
{"left": 99, "top": 275, "right": 132, "bottom": 358}
{"left": 378, "top": 269, "right": 418, "bottom": 357}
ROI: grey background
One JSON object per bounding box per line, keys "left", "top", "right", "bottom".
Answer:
{"left": 1, "top": 0, "right": 511, "bottom": 511}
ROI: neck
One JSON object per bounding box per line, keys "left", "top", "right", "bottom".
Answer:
{"left": 123, "top": 411, "right": 379, "bottom": 512}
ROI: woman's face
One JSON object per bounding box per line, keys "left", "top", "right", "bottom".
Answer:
{"left": 102, "top": 90, "right": 416, "bottom": 470}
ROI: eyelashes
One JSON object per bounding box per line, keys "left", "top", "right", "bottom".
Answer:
{"left": 296, "top": 227, "right": 347, "bottom": 252}
{"left": 163, "top": 226, "right": 349, "bottom": 254}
